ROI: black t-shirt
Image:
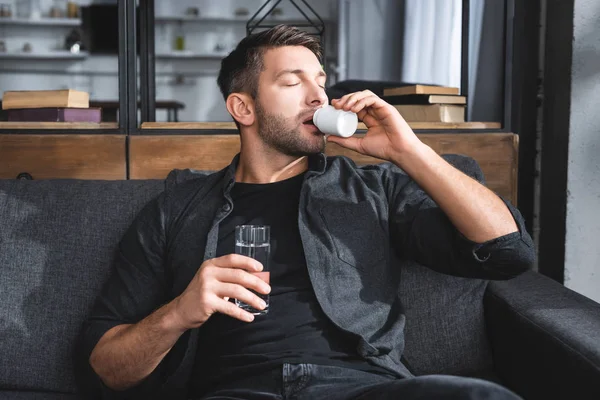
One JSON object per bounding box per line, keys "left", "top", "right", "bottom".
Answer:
{"left": 190, "top": 172, "right": 391, "bottom": 396}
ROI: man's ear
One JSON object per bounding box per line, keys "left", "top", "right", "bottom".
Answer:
{"left": 226, "top": 93, "right": 255, "bottom": 127}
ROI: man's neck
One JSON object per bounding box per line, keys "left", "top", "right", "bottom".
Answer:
{"left": 235, "top": 146, "right": 309, "bottom": 184}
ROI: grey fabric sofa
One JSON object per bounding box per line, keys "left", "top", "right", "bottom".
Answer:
{"left": 1, "top": 168, "right": 600, "bottom": 399}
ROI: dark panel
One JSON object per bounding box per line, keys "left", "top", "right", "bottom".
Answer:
{"left": 537, "top": 0, "right": 575, "bottom": 283}
{"left": 461, "top": 0, "right": 470, "bottom": 120}
{"left": 511, "top": 0, "right": 542, "bottom": 236}
{"left": 118, "top": 0, "right": 130, "bottom": 131}
{"left": 139, "top": 0, "right": 156, "bottom": 124}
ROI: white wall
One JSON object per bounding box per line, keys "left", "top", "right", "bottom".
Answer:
{"left": 564, "top": 0, "right": 600, "bottom": 302}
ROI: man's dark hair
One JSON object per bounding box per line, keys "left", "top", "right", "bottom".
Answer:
{"left": 217, "top": 24, "right": 322, "bottom": 101}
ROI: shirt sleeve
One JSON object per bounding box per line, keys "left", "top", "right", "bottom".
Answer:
{"left": 74, "top": 190, "right": 171, "bottom": 399}
{"left": 383, "top": 155, "right": 536, "bottom": 280}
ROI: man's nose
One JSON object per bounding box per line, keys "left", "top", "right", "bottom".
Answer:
{"left": 308, "top": 84, "right": 328, "bottom": 107}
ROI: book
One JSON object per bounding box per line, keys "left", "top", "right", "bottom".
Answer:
{"left": 2, "top": 89, "right": 90, "bottom": 110}
{"left": 383, "top": 84, "right": 460, "bottom": 97}
{"left": 7, "top": 107, "right": 102, "bottom": 123}
{"left": 393, "top": 104, "right": 465, "bottom": 123}
{"left": 383, "top": 94, "right": 466, "bottom": 105}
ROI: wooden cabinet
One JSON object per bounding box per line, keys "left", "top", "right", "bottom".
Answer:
{"left": 0, "top": 134, "right": 126, "bottom": 180}
{"left": 129, "top": 133, "right": 518, "bottom": 204}
{"left": 0, "top": 132, "right": 517, "bottom": 203}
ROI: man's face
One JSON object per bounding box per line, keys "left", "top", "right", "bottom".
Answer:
{"left": 254, "top": 46, "right": 328, "bottom": 156}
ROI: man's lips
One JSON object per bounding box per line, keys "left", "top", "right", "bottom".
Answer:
{"left": 299, "top": 110, "right": 323, "bottom": 134}
{"left": 301, "top": 110, "right": 319, "bottom": 125}
{"left": 302, "top": 122, "right": 323, "bottom": 135}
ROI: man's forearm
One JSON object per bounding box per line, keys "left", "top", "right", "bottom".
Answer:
{"left": 392, "top": 143, "right": 519, "bottom": 243}
{"left": 89, "top": 299, "right": 187, "bottom": 391}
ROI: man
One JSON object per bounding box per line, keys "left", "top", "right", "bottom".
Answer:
{"left": 76, "top": 25, "right": 534, "bottom": 399}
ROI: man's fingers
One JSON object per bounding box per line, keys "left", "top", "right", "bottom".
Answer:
{"left": 216, "top": 283, "right": 267, "bottom": 312}
{"left": 326, "top": 135, "right": 363, "bottom": 153}
{"left": 210, "top": 253, "right": 263, "bottom": 272}
{"left": 357, "top": 109, "right": 369, "bottom": 121}
{"left": 213, "top": 268, "right": 271, "bottom": 295}
{"left": 359, "top": 112, "right": 379, "bottom": 127}
{"left": 332, "top": 92, "right": 356, "bottom": 106}
{"left": 347, "top": 96, "right": 374, "bottom": 113}
{"left": 213, "top": 297, "right": 255, "bottom": 323}
{"left": 333, "top": 90, "right": 373, "bottom": 111}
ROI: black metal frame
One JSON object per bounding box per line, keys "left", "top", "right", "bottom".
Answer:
{"left": 510, "top": 0, "right": 542, "bottom": 237}
{"left": 122, "top": 0, "right": 137, "bottom": 132}
{"left": 460, "top": 0, "right": 470, "bottom": 121}
{"left": 139, "top": 0, "right": 156, "bottom": 124}
{"left": 247, "top": 0, "right": 325, "bottom": 34}
{"left": 246, "top": 0, "right": 326, "bottom": 73}
{"left": 503, "top": 0, "right": 515, "bottom": 131}
{"left": 536, "top": 0, "right": 574, "bottom": 283}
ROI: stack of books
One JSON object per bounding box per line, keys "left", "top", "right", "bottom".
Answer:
{"left": 382, "top": 84, "right": 466, "bottom": 123}
{"left": 2, "top": 89, "right": 102, "bottom": 123}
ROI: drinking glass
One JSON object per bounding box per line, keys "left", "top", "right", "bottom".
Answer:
{"left": 234, "top": 225, "right": 270, "bottom": 315}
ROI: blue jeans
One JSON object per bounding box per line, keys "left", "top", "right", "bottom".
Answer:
{"left": 197, "top": 363, "right": 522, "bottom": 400}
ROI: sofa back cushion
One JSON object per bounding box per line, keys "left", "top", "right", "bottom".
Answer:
{"left": 400, "top": 262, "right": 493, "bottom": 376}
{"left": 0, "top": 179, "right": 164, "bottom": 393}
{"left": 399, "top": 154, "right": 494, "bottom": 377}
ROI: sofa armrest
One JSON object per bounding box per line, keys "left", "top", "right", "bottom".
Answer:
{"left": 484, "top": 270, "right": 600, "bottom": 400}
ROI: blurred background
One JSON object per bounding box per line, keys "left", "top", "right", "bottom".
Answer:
{"left": 0, "top": 0, "right": 506, "bottom": 123}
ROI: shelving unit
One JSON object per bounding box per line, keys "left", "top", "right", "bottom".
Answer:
{"left": 0, "top": 17, "right": 81, "bottom": 26}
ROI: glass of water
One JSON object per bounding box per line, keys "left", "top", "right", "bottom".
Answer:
{"left": 234, "top": 225, "right": 270, "bottom": 315}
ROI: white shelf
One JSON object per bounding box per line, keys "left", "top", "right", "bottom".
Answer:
{"left": 156, "top": 15, "right": 246, "bottom": 23}
{"left": 156, "top": 51, "right": 228, "bottom": 60}
{"left": 0, "top": 17, "right": 81, "bottom": 26}
{"left": 155, "top": 15, "right": 328, "bottom": 24}
{"left": 0, "top": 51, "right": 89, "bottom": 60}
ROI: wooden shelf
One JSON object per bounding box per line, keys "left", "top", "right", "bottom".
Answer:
{"left": 141, "top": 121, "right": 502, "bottom": 130}
{"left": 0, "top": 17, "right": 81, "bottom": 26}
{"left": 0, "top": 122, "right": 118, "bottom": 130}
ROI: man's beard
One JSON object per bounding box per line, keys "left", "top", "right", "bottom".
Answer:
{"left": 255, "top": 101, "right": 325, "bottom": 157}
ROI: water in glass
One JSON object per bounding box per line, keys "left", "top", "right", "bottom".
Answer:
{"left": 234, "top": 225, "right": 270, "bottom": 315}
